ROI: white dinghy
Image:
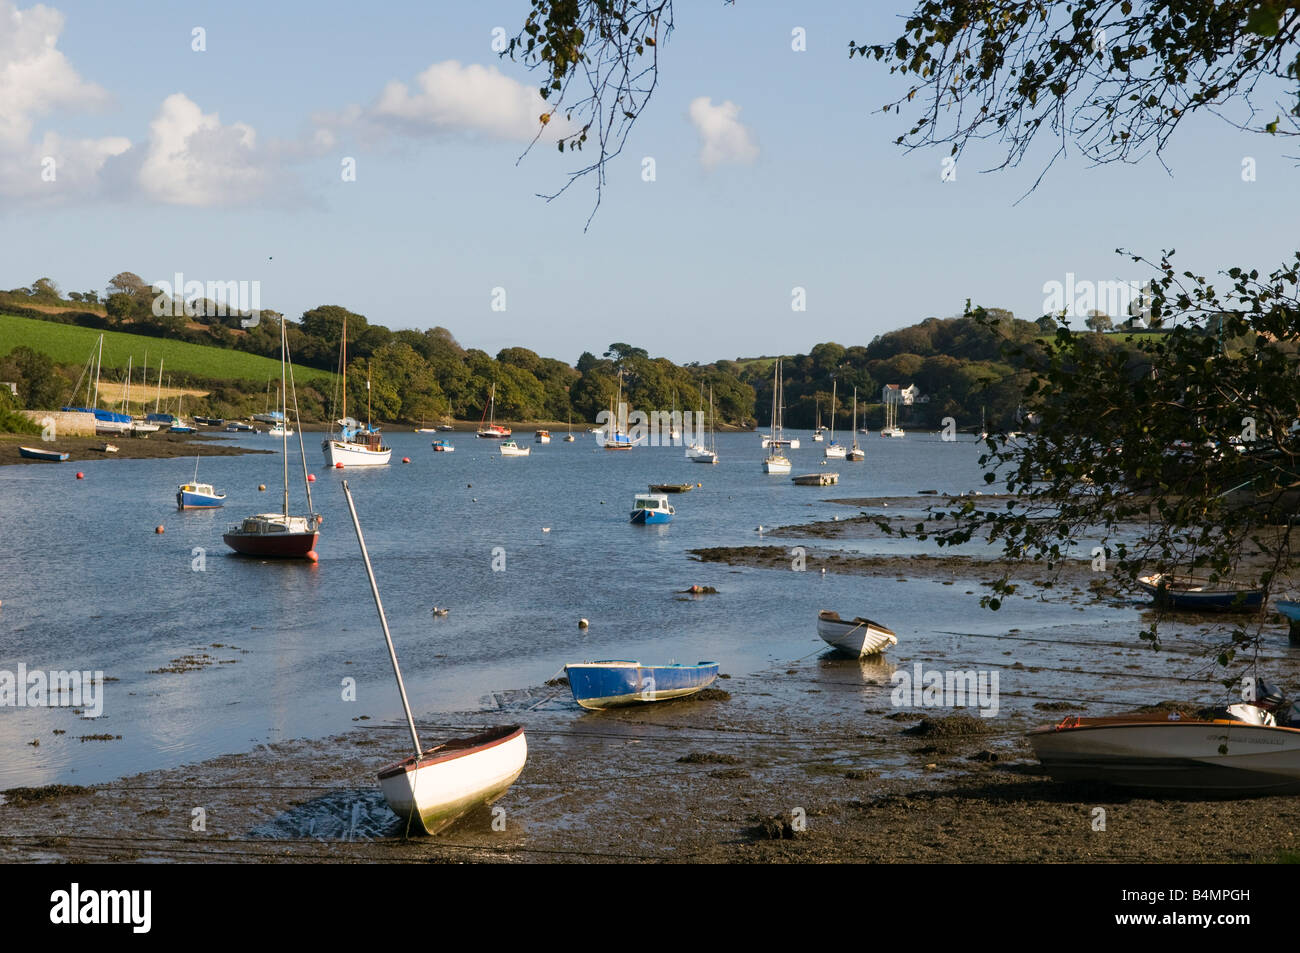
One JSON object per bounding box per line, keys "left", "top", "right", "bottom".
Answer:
{"left": 816, "top": 611, "right": 898, "bottom": 656}
{"left": 342, "top": 480, "right": 527, "bottom": 835}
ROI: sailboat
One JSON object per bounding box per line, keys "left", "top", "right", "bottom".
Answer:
{"left": 688, "top": 386, "right": 719, "bottom": 464}
{"left": 812, "top": 399, "right": 826, "bottom": 442}
{"left": 414, "top": 417, "right": 439, "bottom": 434}
{"left": 224, "top": 318, "right": 321, "bottom": 558}
{"left": 341, "top": 480, "right": 527, "bottom": 835}
{"left": 62, "top": 335, "right": 133, "bottom": 435}
{"left": 322, "top": 320, "right": 392, "bottom": 467}
{"left": 762, "top": 360, "right": 792, "bottom": 474}
{"left": 564, "top": 411, "right": 576, "bottom": 442}
{"left": 824, "top": 379, "right": 846, "bottom": 459}
{"left": 603, "top": 371, "right": 633, "bottom": 449}
{"left": 476, "top": 383, "right": 512, "bottom": 439}
{"left": 881, "top": 389, "right": 906, "bottom": 437}
{"left": 252, "top": 378, "right": 285, "bottom": 425}
{"left": 847, "top": 387, "right": 865, "bottom": 461}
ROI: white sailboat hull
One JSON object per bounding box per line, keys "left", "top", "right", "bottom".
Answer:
{"left": 322, "top": 440, "right": 392, "bottom": 467}
{"left": 762, "top": 457, "right": 791, "bottom": 474}
{"left": 378, "top": 728, "right": 527, "bottom": 835}
{"left": 823, "top": 444, "right": 847, "bottom": 458}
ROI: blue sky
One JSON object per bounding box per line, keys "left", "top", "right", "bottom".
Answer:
{"left": 2, "top": 0, "right": 1297, "bottom": 364}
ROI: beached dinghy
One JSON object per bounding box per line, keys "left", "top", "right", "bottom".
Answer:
{"left": 1136, "top": 573, "right": 1264, "bottom": 612}
{"left": 342, "top": 480, "right": 526, "bottom": 834}
{"left": 816, "top": 611, "right": 898, "bottom": 656}
{"left": 564, "top": 660, "right": 719, "bottom": 709}
{"left": 1028, "top": 702, "right": 1300, "bottom": 794}
{"left": 18, "top": 446, "right": 69, "bottom": 462}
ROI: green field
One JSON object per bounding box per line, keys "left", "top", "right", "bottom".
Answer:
{"left": 0, "top": 313, "right": 335, "bottom": 386}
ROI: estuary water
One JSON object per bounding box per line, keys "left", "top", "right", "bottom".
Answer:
{"left": 0, "top": 429, "right": 1130, "bottom": 788}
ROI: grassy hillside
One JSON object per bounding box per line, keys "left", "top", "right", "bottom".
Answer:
{"left": 0, "top": 313, "right": 334, "bottom": 387}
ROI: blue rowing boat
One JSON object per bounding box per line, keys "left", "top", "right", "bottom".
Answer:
{"left": 564, "top": 660, "right": 719, "bottom": 709}
{"left": 1136, "top": 573, "right": 1264, "bottom": 612}
{"left": 18, "top": 446, "right": 69, "bottom": 462}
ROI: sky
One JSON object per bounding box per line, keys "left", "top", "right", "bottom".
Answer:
{"left": 1, "top": 0, "right": 1297, "bottom": 365}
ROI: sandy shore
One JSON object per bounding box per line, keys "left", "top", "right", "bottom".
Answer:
{"left": 0, "top": 432, "right": 272, "bottom": 466}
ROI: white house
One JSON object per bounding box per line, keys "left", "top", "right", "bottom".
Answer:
{"left": 882, "top": 383, "right": 924, "bottom": 405}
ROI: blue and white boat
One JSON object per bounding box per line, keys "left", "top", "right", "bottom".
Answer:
{"left": 177, "top": 458, "right": 226, "bottom": 509}
{"left": 1136, "top": 573, "right": 1264, "bottom": 612}
{"left": 630, "top": 492, "right": 674, "bottom": 524}
{"left": 18, "top": 446, "right": 69, "bottom": 462}
{"left": 564, "top": 661, "right": 720, "bottom": 709}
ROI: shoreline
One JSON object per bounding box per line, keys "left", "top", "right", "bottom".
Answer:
{"left": 0, "top": 432, "right": 273, "bottom": 466}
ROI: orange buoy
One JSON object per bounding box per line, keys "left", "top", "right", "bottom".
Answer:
{"left": 306, "top": 551, "right": 318, "bottom": 563}
{"left": 76, "top": 472, "right": 84, "bottom": 479}
{"left": 307, "top": 473, "right": 316, "bottom": 483}
{"left": 155, "top": 525, "right": 164, "bottom": 534}
{"left": 402, "top": 457, "right": 410, "bottom": 464}
{"left": 258, "top": 483, "right": 266, "bottom": 491}
{"left": 335, "top": 462, "right": 344, "bottom": 469}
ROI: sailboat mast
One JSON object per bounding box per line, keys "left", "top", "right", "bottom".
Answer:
{"left": 342, "top": 480, "right": 423, "bottom": 759}
{"left": 155, "top": 359, "right": 164, "bottom": 413}
{"left": 830, "top": 378, "right": 836, "bottom": 442}
{"left": 340, "top": 318, "right": 348, "bottom": 432}
{"left": 283, "top": 321, "right": 315, "bottom": 516}
{"left": 281, "top": 318, "right": 289, "bottom": 518}
{"left": 93, "top": 335, "right": 103, "bottom": 408}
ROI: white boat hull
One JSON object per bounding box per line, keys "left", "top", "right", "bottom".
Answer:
{"left": 762, "top": 457, "right": 791, "bottom": 474}
{"left": 378, "top": 728, "right": 527, "bottom": 834}
{"left": 824, "top": 445, "right": 847, "bottom": 459}
{"left": 322, "top": 440, "right": 392, "bottom": 467}
{"left": 1029, "top": 717, "right": 1300, "bottom": 793}
{"left": 817, "top": 612, "right": 897, "bottom": 656}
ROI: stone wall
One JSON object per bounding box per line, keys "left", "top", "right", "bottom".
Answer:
{"left": 20, "top": 410, "right": 97, "bottom": 437}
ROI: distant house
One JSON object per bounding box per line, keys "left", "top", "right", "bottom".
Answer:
{"left": 882, "top": 383, "right": 924, "bottom": 405}
{"left": 0, "top": 382, "right": 16, "bottom": 398}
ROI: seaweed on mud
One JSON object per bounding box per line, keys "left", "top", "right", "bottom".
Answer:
{"left": 694, "top": 688, "right": 731, "bottom": 701}
{"left": 3, "top": 784, "right": 90, "bottom": 806}
{"left": 902, "top": 715, "right": 996, "bottom": 739}
{"left": 678, "top": 751, "right": 742, "bottom": 765}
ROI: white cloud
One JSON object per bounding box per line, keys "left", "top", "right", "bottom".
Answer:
{"left": 136, "top": 93, "right": 272, "bottom": 206}
{"left": 0, "top": 0, "right": 128, "bottom": 201}
{"left": 336, "top": 60, "right": 555, "bottom": 142}
{"left": 688, "top": 97, "right": 759, "bottom": 169}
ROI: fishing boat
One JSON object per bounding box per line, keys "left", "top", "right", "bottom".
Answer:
{"left": 1136, "top": 573, "right": 1265, "bottom": 612}
{"left": 476, "top": 383, "right": 511, "bottom": 439}
{"left": 792, "top": 472, "right": 838, "bottom": 486}
{"left": 431, "top": 439, "right": 455, "bottom": 452}
{"left": 763, "top": 360, "right": 792, "bottom": 474}
{"left": 824, "top": 379, "right": 846, "bottom": 458}
{"left": 499, "top": 439, "right": 530, "bottom": 457}
{"left": 816, "top": 611, "right": 898, "bottom": 656}
{"left": 18, "top": 446, "right": 69, "bottom": 462}
{"left": 342, "top": 480, "right": 526, "bottom": 834}
{"left": 322, "top": 320, "right": 392, "bottom": 467}
{"left": 847, "top": 388, "right": 865, "bottom": 461}
{"left": 649, "top": 483, "right": 693, "bottom": 493}
{"left": 535, "top": 429, "right": 551, "bottom": 444}
{"left": 1028, "top": 705, "right": 1300, "bottom": 794}
{"left": 630, "top": 492, "right": 674, "bottom": 524}
{"left": 267, "top": 422, "right": 294, "bottom": 438}
{"left": 224, "top": 318, "right": 320, "bottom": 559}
{"left": 564, "top": 660, "right": 720, "bottom": 709}
{"left": 686, "top": 385, "right": 718, "bottom": 464}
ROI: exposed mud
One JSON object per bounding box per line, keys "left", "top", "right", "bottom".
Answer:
{"left": 0, "top": 432, "right": 271, "bottom": 466}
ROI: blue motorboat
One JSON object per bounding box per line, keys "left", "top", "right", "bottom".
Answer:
{"left": 564, "top": 660, "right": 719, "bottom": 709}
{"left": 630, "top": 492, "right": 674, "bottom": 524}
{"left": 177, "top": 458, "right": 226, "bottom": 509}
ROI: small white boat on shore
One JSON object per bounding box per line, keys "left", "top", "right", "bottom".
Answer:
{"left": 816, "top": 611, "right": 898, "bottom": 656}
{"left": 343, "top": 480, "right": 526, "bottom": 834}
